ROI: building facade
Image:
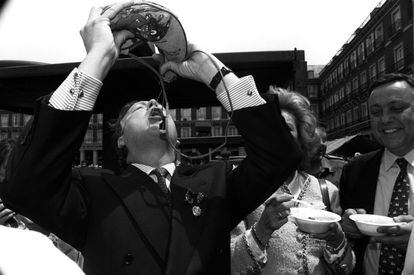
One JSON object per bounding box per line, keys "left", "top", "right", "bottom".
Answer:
{"left": 318, "top": 0, "right": 413, "bottom": 139}
{"left": 0, "top": 111, "right": 103, "bottom": 167}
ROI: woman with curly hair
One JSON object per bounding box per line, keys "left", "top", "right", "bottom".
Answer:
{"left": 231, "top": 87, "right": 355, "bottom": 274}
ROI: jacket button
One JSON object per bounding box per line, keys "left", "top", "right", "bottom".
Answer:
{"left": 123, "top": 253, "right": 133, "bottom": 265}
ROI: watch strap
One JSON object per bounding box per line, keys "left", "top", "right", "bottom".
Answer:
{"left": 209, "top": 67, "right": 232, "bottom": 90}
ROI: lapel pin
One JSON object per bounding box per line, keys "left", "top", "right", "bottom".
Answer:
{"left": 185, "top": 189, "right": 206, "bottom": 217}
{"left": 192, "top": 206, "right": 202, "bottom": 216}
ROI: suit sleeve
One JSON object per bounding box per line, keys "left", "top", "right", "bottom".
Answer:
{"left": 0, "top": 97, "right": 91, "bottom": 250}
{"left": 339, "top": 163, "right": 351, "bottom": 211}
{"left": 227, "top": 95, "right": 302, "bottom": 229}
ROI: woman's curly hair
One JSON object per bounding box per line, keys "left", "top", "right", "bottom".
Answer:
{"left": 263, "top": 86, "right": 319, "bottom": 170}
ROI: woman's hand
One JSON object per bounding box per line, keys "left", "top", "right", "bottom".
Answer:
{"left": 0, "top": 199, "right": 15, "bottom": 226}
{"left": 312, "top": 222, "right": 346, "bottom": 250}
{"left": 341, "top": 208, "right": 366, "bottom": 239}
{"left": 254, "top": 193, "right": 295, "bottom": 244}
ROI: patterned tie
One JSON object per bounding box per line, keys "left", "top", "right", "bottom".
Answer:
{"left": 151, "top": 167, "right": 170, "bottom": 199}
{"left": 378, "top": 158, "right": 409, "bottom": 274}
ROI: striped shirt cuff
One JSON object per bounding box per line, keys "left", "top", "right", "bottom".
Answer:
{"left": 49, "top": 68, "right": 102, "bottom": 111}
{"left": 216, "top": 75, "right": 265, "bottom": 112}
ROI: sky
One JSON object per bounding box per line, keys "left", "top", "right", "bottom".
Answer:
{"left": 0, "top": 0, "right": 384, "bottom": 65}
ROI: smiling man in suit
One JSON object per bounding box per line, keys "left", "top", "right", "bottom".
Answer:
{"left": 0, "top": 1, "right": 302, "bottom": 275}
{"left": 340, "top": 73, "right": 414, "bottom": 274}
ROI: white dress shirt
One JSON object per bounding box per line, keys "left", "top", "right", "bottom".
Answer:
{"left": 132, "top": 163, "right": 175, "bottom": 190}
{"left": 363, "top": 148, "right": 414, "bottom": 275}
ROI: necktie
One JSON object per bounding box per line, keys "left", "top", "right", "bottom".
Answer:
{"left": 378, "top": 158, "right": 410, "bottom": 274}
{"left": 151, "top": 167, "right": 170, "bottom": 199}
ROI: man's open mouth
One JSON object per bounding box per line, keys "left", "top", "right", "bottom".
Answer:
{"left": 149, "top": 108, "right": 166, "bottom": 133}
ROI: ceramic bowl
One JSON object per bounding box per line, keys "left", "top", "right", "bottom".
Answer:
{"left": 349, "top": 214, "right": 405, "bottom": 237}
{"left": 290, "top": 207, "right": 341, "bottom": 234}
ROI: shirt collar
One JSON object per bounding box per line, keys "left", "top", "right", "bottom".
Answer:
{"left": 131, "top": 162, "right": 176, "bottom": 177}
{"left": 383, "top": 148, "right": 414, "bottom": 171}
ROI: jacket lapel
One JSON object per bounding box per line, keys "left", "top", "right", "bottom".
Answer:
{"left": 165, "top": 165, "right": 210, "bottom": 275}
{"left": 103, "top": 165, "right": 171, "bottom": 267}
{"left": 360, "top": 149, "right": 384, "bottom": 213}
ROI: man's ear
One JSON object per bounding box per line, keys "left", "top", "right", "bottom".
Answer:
{"left": 117, "top": 136, "right": 125, "bottom": 148}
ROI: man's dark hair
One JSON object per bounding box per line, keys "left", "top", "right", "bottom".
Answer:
{"left": 108, "top": 101, "right": 139, "bottom": 170}
{"left": 369, "top": 73, "right": 414, "bottom": 94}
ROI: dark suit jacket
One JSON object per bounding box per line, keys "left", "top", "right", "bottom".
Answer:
{"left": 1, "top": 96, "right": 302, "bottom": 275}
{"left": 339, "top": 148, "right": 384, "bottom": 274}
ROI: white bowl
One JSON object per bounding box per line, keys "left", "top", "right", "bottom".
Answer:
{"left": 349, "top": 214, "right": 405, "bottom": 237}
{"left": 290, "top": 207, "right": 341, "bottom": 234}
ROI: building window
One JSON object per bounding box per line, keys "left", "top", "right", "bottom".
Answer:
{"left": 0, "top": 131, "right": 8, "bottom": 140}
{"left": 375, "top": 23, "right": 383, "bottom": 47}
{"left": 391, "top": 6, "right": 401, "bottom": 32}
{"left": 84, "top": 130, "right": 93, "bottom": 144}
{"left": 332, "top": 69, "right": 337, "bottom": 84}
{"left": 97, "top": 129, "right": 103, "bottom": 143}
{"left": 97, "top": 114, "right": 103, "bottom": 124}
{"left": 393, "top": 42, "right": 404, "bottom": 70}
{"left": 0, "top": 114, "right": 8, "bottom": 127}
{"left": 311, "top": 104, "right": 318, "bottom": 115}
{"left": 307, "top": 85, "right": 318, "bottom": 98}
{"left": 211, "top": 126, "right": 222, "bottom": 137}
{"left": 357, "top": 43, "right": 365, "bottom": 63}
{"left": 211, "top": 106, "right": 222, "bottom": 120}
{"left": 366, "top": 33, "right": 375, "bottom": 55}
{"left": 168, "top": 109, "right": 176, "bottom": 121}
{"left": 338, "top": 64, "right": 343, "bottom": 80}
{"left": 369, "top": 63, "right": 377, "bottom": 82}
{"left": 340, "top": 113, "right": 346, "bottom": 126}
{"left": 360, "top": 71, "right": 367, "bottom": 89}
{"left": 196, "top": 107, "right": 206, "bottom": 120}
{"left": 352, "top": 77, "right": 359, "bottom": 92}
{"left": 11, "top": 131, "right": 19, "bottom": 140}
{"left": 345, "top": 82, "right": 352, "bottom": 96}
{"left": 378, "top": 56, "right": 386, "bottom": 77}
{"left": 353, "top": 106, "right": 360, "bottom": 121}
{"left": 181, "top": 108, "right": 191, "bottom": 121}
{"left": 180, "top": 127, "right": 191, "bottom": 138}
{"left": 343, "top": 58, "right": 349, "bottom": 75}
{"left": 361, "top": 102, "right": 368, "bottom": 119}
{"left": 226, "top": 125, "right": 238, "bottom": 136}
{"left": 350, "top": 51, "right": 357, "bottom": 69}
{"left": 12, "top": 114, "right": 20, "bottom": 127}
{"left": 23, "top": 114, "right": 32, "bottom": 125}
{"left": 346, "top": 110, "right": 352, "bottom": 124}
{"left": 335, "top": 116, "right": 340, "bottom": 128}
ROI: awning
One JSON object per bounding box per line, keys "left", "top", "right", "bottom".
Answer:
{"left": 326, "top": 135, "right": 358, "bottom": 154}
{"left": 326, "top": 134, "right": 381, "bottom": 158}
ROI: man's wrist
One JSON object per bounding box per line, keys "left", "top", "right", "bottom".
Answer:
{"left": 79, "top": 49, "right": 117, "bottom": 81}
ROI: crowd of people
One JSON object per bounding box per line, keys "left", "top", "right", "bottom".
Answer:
{"left": 0, "top": 1, "right": 414, "bottom": 275}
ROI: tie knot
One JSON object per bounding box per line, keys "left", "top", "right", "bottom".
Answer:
{"left": 396, "top": 158, "right": 408, "bottom": 171}
{"left": 152, "top": 167, "right": 168, "bottom": 179}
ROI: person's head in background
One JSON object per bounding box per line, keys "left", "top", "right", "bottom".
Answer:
{"left": 368, "top": 73, "right": 414, "bottom": 156}
{"left": 0, "top": 139, "right": 15, "bottom": 183}
{"left": 263, "top": 86, "right": 318, "bottom": 171}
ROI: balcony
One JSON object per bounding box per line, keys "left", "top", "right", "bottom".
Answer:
{"left": 388, "top": 19, "right": 402, "bottom": 37}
